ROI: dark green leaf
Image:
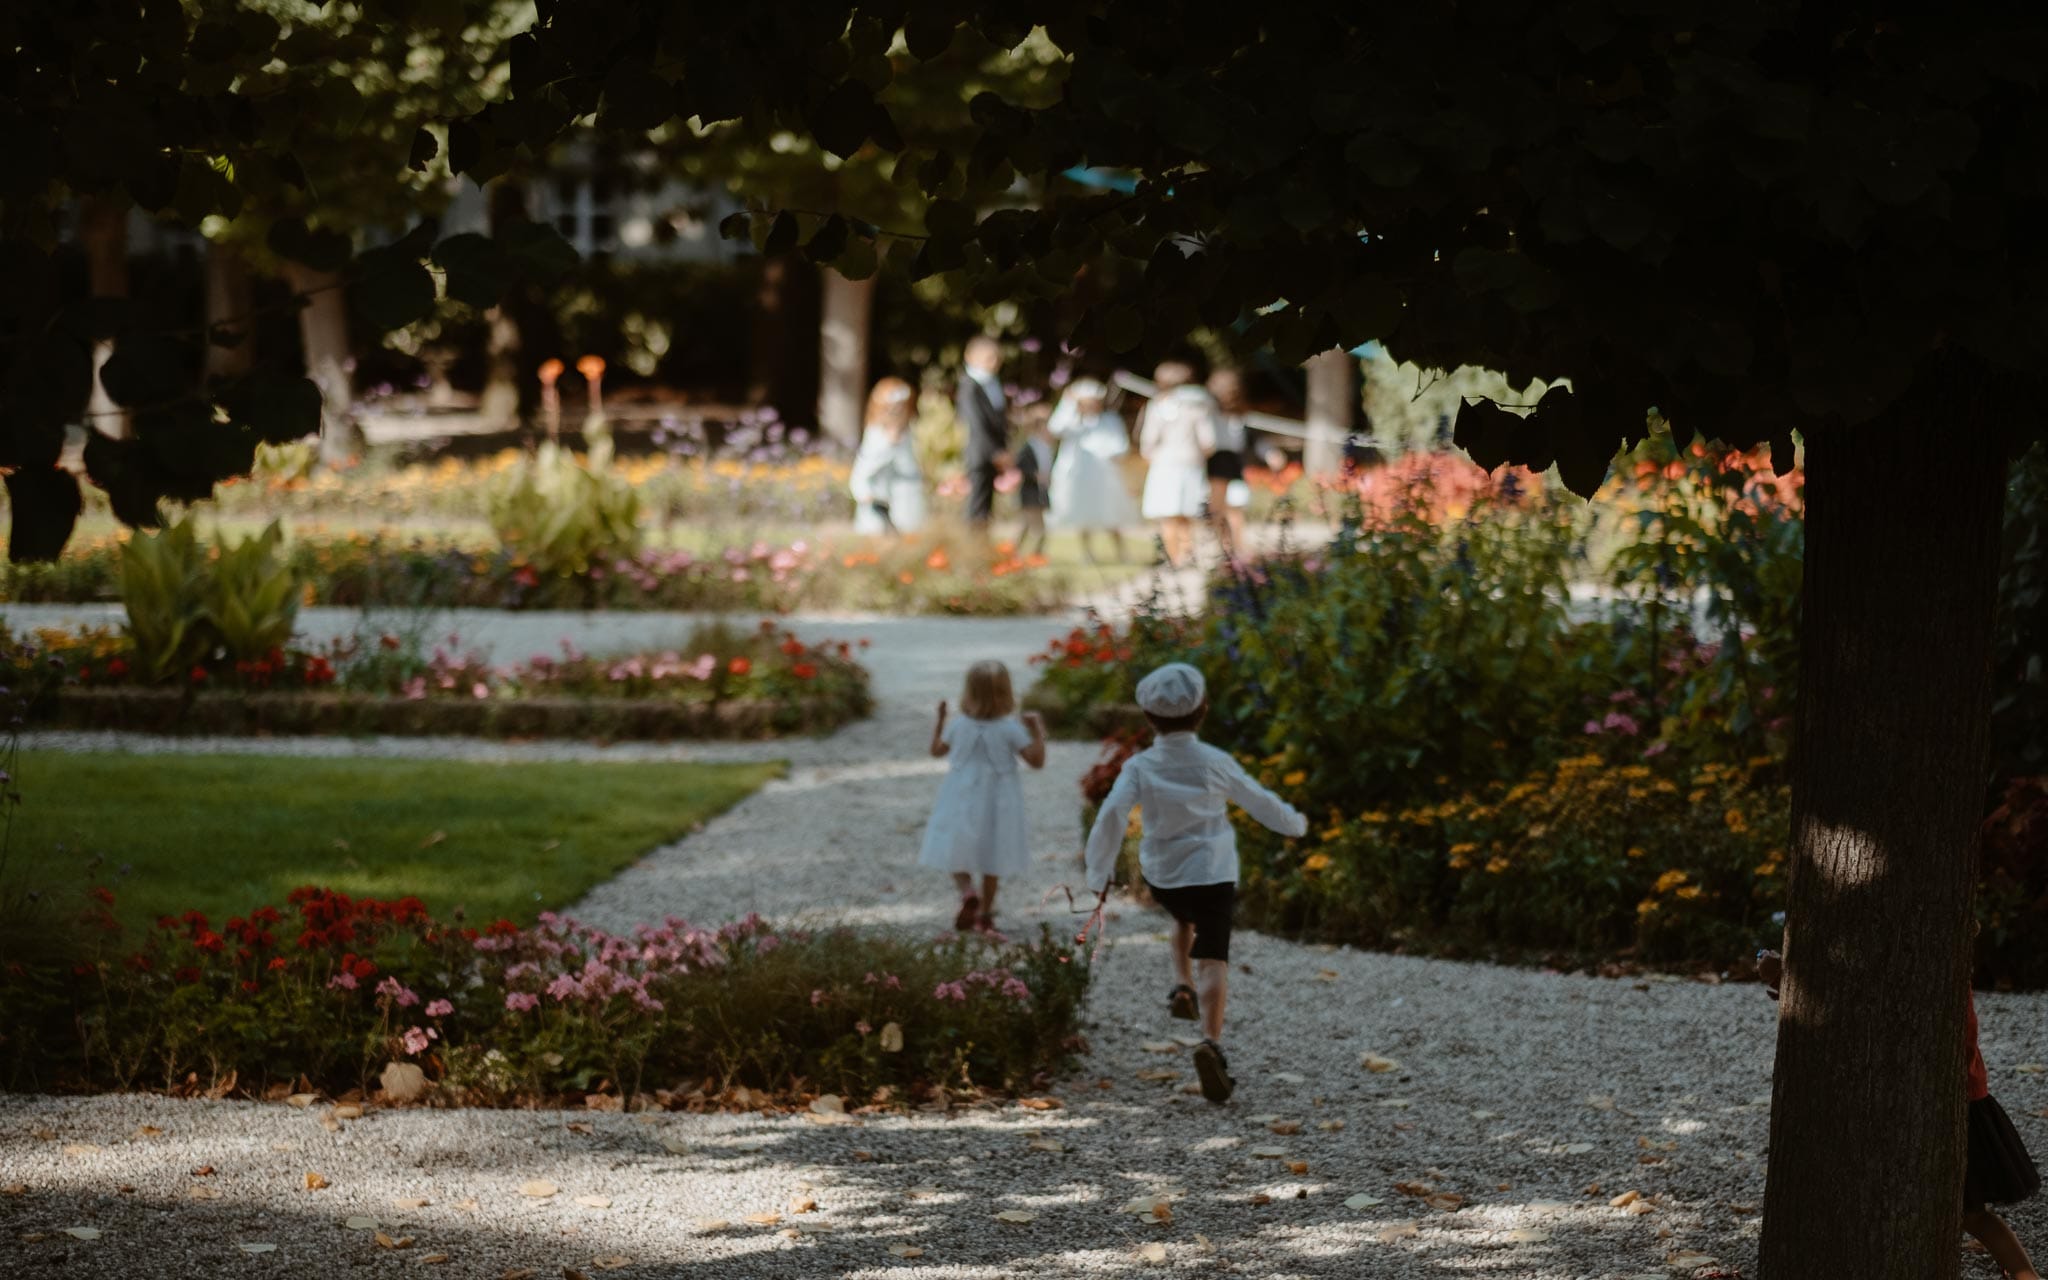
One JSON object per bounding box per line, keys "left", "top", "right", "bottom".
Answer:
{"left": 833, "top": 237, "right": 879, "bottom": 281}
{"left": 925, "top": 198, "right": 974, "bottom": 239}
{"left": 224, "top": 373, "right": 323, "bottom": 444}
{"left": 352, "top": 249, "right": 437, "bottom": 331}
{"left": 905, "top": 10, "right": 956, "bottom": 60}
{"left": 809, "top": 80, "right": 875, "bottom": 159}
{"left": 408, "top": 126, "right": 438, "bottom": 173}
{"left": 99, "top": 336, "right": 194, "bottom": 409}
{"left": 432, "top": 232, "right": 516, "bottom": 307}
{"left": 804, "top": 215, "right": 850, "bottom": 264}
{"left": 718, "top": 211, "right": 754, "bottom": 242}
{"left": 498, "top": 222, "right": 580, "bottom": 282}
{"left": 5, "top": 467, "right": 82, "bottom": 562}
{"left": 1453, "top": 397, "right": 1522, "bottom": 471}
{"left": 763, "top": 211, "right": 799, "bottom": 256}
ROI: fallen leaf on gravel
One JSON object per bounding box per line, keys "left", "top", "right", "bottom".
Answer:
{"left": 499, "top": 1270, "right": 536, "bottom": 1280}
{"left": 1610, "top": 1190, "right": 1641, "bottom": 1208}
{"left": 285, "top": 1093, "right": 317, "bottom": 1108}
{"left": 1245, "top": 1113, "right": 1281, "bottom": 1124}
{"left": 346, "top": 1216, "right": 379, "bottom": 1230}
{"left": 1424, "top": 1192, "right": 1465, "bottom": 1212}
{"left": 1139, "top": 1041, "right": 1179, "bottom": 1053}
{"left": 374, "top": 1231, "right": 416, "bottom": 1249}
{"left": 744, "top": 1212, "right": 782, "bottom": 1226}
{"left": 1472, "top": 1108, "right": 1501, "bottom": 1120}
{"left": 188, "top": 1186, "right": 223, "bottom": 1201}
{"left": 1503, "top": 1228, "right": 1549, "bottom": 1243}
{"left": 590, "top": 1257, "right": 631, "bottom": 1271}
{"left": 1028, "top": 1138, "right": 1065, "bottom": 1153}
{"left": 1360, "top": 1054, "right": 1400, "bottom": 1073}
{"left": 1272, "top": 1071, "right": 1306, "bottom": 1084}
{"left": 191, "top": 1166, "right": 216, "bottom": 1177}
{"left": 993, "top": 1209, "right": 1036, "bottom": 1224}
{"left": 905, "top": 1185, "right": 942, "bottom": 1199}
{"left": 304, "top": 1171, "right": 331, "bottom": 1191}
{"left": 1017, "top": 1096, "right": 1061, "bottom": 1111}
{"left": 1377, "top": 1221, "right": 1419, "bottom": 1243}
{"left": 136, "top": 1125, "right": 163, "bottom": 1137}
{"left": 1250, "top": 1193, "right": 1272, "bottom": 1205}
{"left": 1628, "top": 1199, "right": 1658, "bottom": 1215}
{"left": 520, "top": 1180, "right": 559, "bottom": 1199}
{"left": 418, "top": 1253, "right": 450, "bottom": 1264}
{"left": 61, "top": 1143, "right": 101, "bottom": 1157}
{"left": 332, "top": 1105, "right": 364, "bottom": 1121}
{"left": 2014, "top": 1064, "right": 2045, "bottom": 1074}
{"left": 1135, "top": 1069, "right": 1179, "bottom": 1082}
{"left": 574, "top": 1195, "right": 612, "bottom": 1210}
{"left": 790, "top": 1197, "right": 817, "bottom": 1214}
{"left": 1668, "top": 1252, "right": 1717, "bottom": 1268}
{"left": 63, "top": 1227, "right": 102, "bottom": 1240}
{"left": 1138, "top": 1242, "right": 1168, "bottom": 1263}
{"left": 563, "top": 1269, "right": 589, "bottom": 1280}
{"left": 238, "top": 1243, "right": 276, "bottom": 1254}
{"left": 694, "top": 1219, "right": 729, "bottom": 1232}
{"left": 1, "top": 1184, "right": 25, "bottom": 1197}
{"left": 565, "top": 1122, "right": 594, "bottom": 1134}
{"left": 19, "top": 1233, "right": 48, "bottom": 1243}
{"left": 878, "top": 1022, "right": 904, "bottom": 1053}
{"left": 30, "top": 1128, "right": 56, "bottom": 1140}
{"left": 1344, "top": 1194, "right": 1384, "bottom": 1210}
{"left": 1249, "top": 1146, "right": 1287, "bottom": 1159}
{"left": 1315, "top": 969, "right": 1339, "bottom": 982}
{"left": 1268, "top": 1120, "right": 1302, "bottom": 1135}
{"left": 888, "top": 1244, "right": 924, "bottom": 1258}
{"left": 1287, "top": 1161, "right": 1309, "bottom": 1174}
{"left": 1394, "top": 1180, "right": 1432, "bottom": 1197}
{"left": 810, "top": 1094, "right": 845, "bottom": 1115}
{"left": 392, "top": 1197, "right": 430, "bottom": 1210}
{"left": 657, "top": 1134, "right": 689, "bottom": 1155}
{"left": 1120, "top": 1194, "right": 1177, "bottom": 1216}
{"left": 1319, "top": 1120, "right": 1346, "bottom": 1132}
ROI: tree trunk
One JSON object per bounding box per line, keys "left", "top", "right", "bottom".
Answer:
{"left": 284, "top": 262, "right": 364, "bottom": 467}
{"left": 816, "top": 268, "right": 874, "bottom": 450}
{"left": 78, "top": 195, "right": 131, "bottom": 439}
{"left": 747, "top": 253, "right": 821, "bottom": 426}
{"left": 478, "top": 306, "right": 522, "bottom": 428}
{"left": 1303, "top": 348, "right": 1354, "bottom": 477}
{"left": 203, "top": 240, "right": 256, "bottom": 383}
{"left": 1758, "top": 376, "right": 2008, "bottom": 1279}
{"left": 480, "top": 180, "right": 541, "bottom": 429}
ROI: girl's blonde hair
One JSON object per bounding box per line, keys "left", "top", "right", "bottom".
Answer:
{"left": 865, "top": 376, "right": 916, "bottom": 431}
{"left": 959, "top": 660, "right": 1015, "bottom": 719}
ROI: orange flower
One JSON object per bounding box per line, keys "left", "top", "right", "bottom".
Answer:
{"left": 537, "top": 359, "right": 565, "bottom": 385}
{"left": 575, "top": 354, "right": 606, "bottom": 380}
{"left": 728, "top": 656, "right": 752, "bottom": 677}
{"left": 925, "top": 549, "right": 950, "bottom": 571}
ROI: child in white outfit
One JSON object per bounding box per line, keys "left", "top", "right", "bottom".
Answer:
{"left": 1083, "top": 662, "right": 1306, "bottom": 1103}
{"left": 920, "top": 660, "right": 1047, "bottom": 932}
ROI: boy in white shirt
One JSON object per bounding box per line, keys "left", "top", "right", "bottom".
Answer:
{"left": 1083, "top": 662, "right": 1307, "bottom": 1103}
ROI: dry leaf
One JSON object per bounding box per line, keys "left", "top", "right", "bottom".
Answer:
{"left": 565, "top": 1122, "right": 593, "bottom": 1135}
{"left": 1135, "top": 1068, "right": 1179, "bottom": 1082}
{"left": 590, "top": 1258, "right": 631, "bottom": 1271}
{"left": 993, "top": 1209, "right": 1037, "bottom": 1224}
{"left": 1504, "top": 1228, "right": 1550, "bottom": 1243}
{"left": 135, "top": 1125, "right": 163, "bottom": 1137}
{"left": 1287, "top": 1160, "right": 1310, "bottom": 1175}
{"left": 63, "top": 1227, "right": 102, "bottom": 1240}
{"left": 695, "top": 1219, "right": 730, "bottom": 1232}
{"left": 1361, "top": 1054, "right": 1400, "bottom": 1073}
{"left": 574, "top": 1195, "right": 612, "bottom": 1210}
{"left": 2015, "top": 1064, "right": 2046, "bottom": 1074}
{"left": 418, "top": 1254, "right": 450, "bottom": 1264}
{"left": 657, "top": 1134, "right": 689, "bottom": 1155}
{"left": 61, "top": 1143, "right": 101, "bottom": 1157}
{"left": 1, "top": 1184, "right": 26, "bottom": 1197}
{"left": 1344, "top": 1193, "right": 1384, "bottom": 1210}
{"left": 878, "top": 1022, "right": 904, "bottom": 1053}
{"left": 809, "top": 1094, "right": 845, "bottom": 1116}
{"left": 1424, "top": 1192, "right": 1465, "bottom": 1212}
{"left": 238, "top": 1242, "right": 276, "bottom": 1254}
{"left": 1268, "top": 1120, "right": 1302, "bottom": 1135}
{"left": 345, "top": 1215, "right": 379, "bottom": 1230}
{"left": 1315, "top": 969, "right": 1339, "bottom": 981}
{"left": 499, "top": 1270, "right": 537, "bottom": 1280}
{"left": 320, "top": 1115, "right": 342, "bottom": 1133}
{"left": 519, "top": 1180, "right": 559, "bottom": 1199}
{"left": 1138, "top": 1242, "right": 1168, "bottom": 1264}
{"left": 285, "top": 1093, "right": 317, "bottom": 1109}
{"left": 1318, "top": 1119, "right": 1346, "bottom": 1132}
{"left": 1668, "top": 1252, "right": 1718, "bottom": 1269}
{"left": 1377, "top": 1221, "right": 1420, "bottom": 1243}
{"left": 1249, "top": 1145, "right": 1287, "bottom": 1159}
{"left": 375, "top": 1231, "right": 416, "bottom": 1249}
{"left": 1150, "top": 1203, "right": 1173, "bottom": 1225}
{"left": 304, "top": 1171, "right": 331, "bottom": 1191}
{"left": 1471, "top": 1108, "right": 1501, "bottom": 1120}
{"left": 1609, "top": 1190, "right": 1641, "bottom": 1209}
{"left": 744, "top": 1212, "right": 783, "bottom": 1226}
{"left": 790, "top": 1197, "right": 817, "bottom": 1214}
{"left": 1250, "top": 1193, "right": 1273, "bottom": 1206}
{"left": 191, "top": 1165, "right": 216, "bottom": 1178}
{"left": 1629, "top": 1199, "right": 1658, "bottom": 1216}
{"left": 1139, "top": 1041, "right": 1179, "bottom": 1053}
{"left": 1017, "top": 1097, "right": 1061, "bottom": 1111}
{"left": 1027, "top": 1138, "right": 1064, "bottom": 1153}
{"left": 331, "top": 1104, "right": 364, "bottom": 1121}
{"left": 564, "top": 1270, "right": 590, "bottom": 1280}
{"left": 1121, "top": 1194, "right": 1176, "bottom": 1216}
{"left": 1394, "top": 1180, "right": 1433, "bottom": 1197}
{"left": 905, "top": 1185, "right": 942, "bottom": 1199}
{"left": 188, "top": 1186, "right": 223, "bottom": 1201}
{"left": 392, "top": 1197, "right": 431, "bottom": 1210}
{"left": 888, "top": 1244, "right": 924, "bottom": 1258}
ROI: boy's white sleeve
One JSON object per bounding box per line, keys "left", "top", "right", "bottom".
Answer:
{"left": 1221, "top": 756, "right": 1308, "bottom": 837}
{"left": 1083, "top": 764, "right": 1140, "bottom": 895}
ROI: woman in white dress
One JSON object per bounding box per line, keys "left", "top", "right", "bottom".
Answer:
{"left": 1138, "top": 360, "right": 1220, "bottom": 567}
{"left": 1046, "top": 378, "right": 1138, "bottom": 563}
{"left": 849, "top": 377, "right": 926, "bottom": 535}
{"left": 1205, "top": 368, "right": 1253, "bottom": 557}
{"left": 919, "top": 660, "right": 1047, "bottom": 933}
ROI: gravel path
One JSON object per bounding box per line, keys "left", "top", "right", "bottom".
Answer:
{"left": 7, "top": 609, "right": 2048, "bottom": 1278}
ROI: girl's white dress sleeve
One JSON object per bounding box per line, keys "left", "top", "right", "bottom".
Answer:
{"left": 918, "top": 716, "right": 1032, "bottom": 877}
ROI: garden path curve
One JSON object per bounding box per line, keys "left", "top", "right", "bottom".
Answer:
{"left": 6, "top": 604, "right": 2048, "bottom": 1279}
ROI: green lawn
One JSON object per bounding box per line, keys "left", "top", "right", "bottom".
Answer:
{"left": 14, "top": 752, "right": 782, "bottom": 930}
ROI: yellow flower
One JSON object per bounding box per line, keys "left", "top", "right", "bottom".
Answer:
{"left": 1653, "top": 780, "right": 1678, "bottom": 795}
{"left": 1687, "top": 789, "right": 1708, "bottom": 805}
{"left": 1675, "top": 885, "right": 1703, "bottom": 900}
{"left": 1359, "top": 810, "right": 1389, "bottom": 825}
{"left": 1448, "top": 842, "right": 1479, "bottom": 858}
{"left": 1637, "top": 898, "right": 1661, "bottom": 917}
{"left": 1302, "top": 853, "right": 1333, "bottom": 873}
{"left": 1618, "top": 765, "right": 1652, "bottom": 780}
{"left": 1484, "top": 855, "right": 1511, "bottom": 875}
{"left": 1653, "top": 869, "right": 1689, "bottom": 894}
{"left": 1626, "top": 846, "right": 1646, "bottom": 859}
{"left": 1282, "top": 770, "right": 1308, "bottom": 787}
{"left": 1723, "top": 808, "right": 1748, "bottom": 834}
{"left": 1448, "top": 851, "right": 1472, "bottom": 870}
{"left": 1753, "top": 861, "right": 1779, "bottom": 877}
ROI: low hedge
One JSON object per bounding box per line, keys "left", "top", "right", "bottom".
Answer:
{"left": 1, "top": 887, "right": 1093, "bottom": 1103}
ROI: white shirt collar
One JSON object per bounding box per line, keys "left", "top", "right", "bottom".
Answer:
{"left": 966, "top": 366, "right": 1005, "bottom": 407}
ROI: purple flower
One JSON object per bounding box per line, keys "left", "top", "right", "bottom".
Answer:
{"left": 328, "top": 971, "right": 359, "bottom": 991}
{"left": 546, "top": 973, "right": 581, "bottom": 1002}
{"left": 376, "top": 977, "right": 421, "bottom": 1007}
{"left": 424, "top": 999, "right": 454, "bottom": 1018}
{"left": 505, "top": 991, "right": 539, "bottom": 1012}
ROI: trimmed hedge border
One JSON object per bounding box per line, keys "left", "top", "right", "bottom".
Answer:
{"left": 40, "top": 686, "right": 871, "bottom": 740}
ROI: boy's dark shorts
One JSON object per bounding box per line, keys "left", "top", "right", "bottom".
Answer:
{"left": 1145, "top": 880, "right": 1236, "bottom": 961}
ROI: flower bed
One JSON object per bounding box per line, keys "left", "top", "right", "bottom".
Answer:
{"left": 21, "top": 621, "right": 872, "bottom": 740}
{"left": 1, "top": 888, "right": 1091, "bottom": 1102}
{"left": 3, "top": 531, "right": 1076, "bottom": 617}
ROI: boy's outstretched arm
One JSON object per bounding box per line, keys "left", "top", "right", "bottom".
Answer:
{"left": 1083, "top": 766, "right": 1139, "bottom": 895}
{"left": 1221, "top": 757, "right": 1309, "bottom": 837}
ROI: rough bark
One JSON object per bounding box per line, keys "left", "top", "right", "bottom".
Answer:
{"left": 283, "top": 262, "right": 364, "bottom": 466}
{"left": 479, "top": 180, "right": 539, "bottom": 428}
{"left": 1758, "top": 373, "right": 2008, "bottom": 1279}
{"left": 1303, "top": 348, "right": 1354, "bottom": 477}
{"left": 203, "top": 240, "right": 256, "bottom": 383}
{"left": 78, "top": 195, "right": 131, "bottom": 439}
{"left": 816, "top": 268, "right": 875, "bottom": 450}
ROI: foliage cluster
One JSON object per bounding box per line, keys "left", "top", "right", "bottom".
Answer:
{"left": 1, "top": 888, "right": 1089, "bottom": 1103}
{"left": 117, "top": 519, "right": 300, "bottom": 681}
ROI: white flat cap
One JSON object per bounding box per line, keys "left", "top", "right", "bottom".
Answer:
{"left": 1135, "top": 662, "right": 1206, "bottom": 717}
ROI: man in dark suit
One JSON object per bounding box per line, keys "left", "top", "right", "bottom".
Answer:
{"left": 957, "top": 335, "right": 1008, "bottom": 529}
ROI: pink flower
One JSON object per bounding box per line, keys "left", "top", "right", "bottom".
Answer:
{"left": 376, "top": 977, "right": 421, "bottom": 1008}
{"left": 472, "top": 681, "right": 490, "bottom": 700}
{"left": 754, "top": 935, "right": 781, "bottom": 955}
{"left": 546, "top": 973, "right": 581, "bottom": 1002}
{"left": 934, "top": 981, "right": 967, "bottom": 1003}
{"left": 856, "top": 1020, "right": 873, "bottom": 1036}
{"left": 328, "top": 971, "right": 359, "bottom": 991}
{"left": 810, "top": 988, "right": 827, "bottom": 1007}
{"left": 505, "top": 991, "right": 539, "bottom": 1012}
{"left": 1642, "top": 740, "right": 1671, "bottom": 759}
{"left": 400, "top": 1025, "right": 437, "bottom": 1056}
{"left": 424, "top": 999, "right": 454, "bottom": 1017}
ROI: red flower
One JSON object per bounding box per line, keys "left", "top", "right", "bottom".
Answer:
{"left": 252, "top": 906, "right": 281, "bottom": 926}
{"left": 78, "top": 666, "right": 92, "bottom": 681}
{"left": 193, "top": 930, "right": 225, "bottom": 954}
{"left": 267, "top": 957, "right": 289, "bottom": 971}
{"left": 181, "top": 910, "right": 209, "bottom": 932}
{"left": 175, "top": 966, "right": 203, "bottom": 984}
{"left": 350, "top": 957, "right": 377, "bottom": 981}
{"left": 156, "top": 915, "right": 178, "bottom": 931}
{"left": 124, "top": 953, "right": 153, "bottom": 972}
{"left": 190, "top": 665, "right": 209, "bottom": 683}
{"left": 512, "top": 565, "right": 540, "bottom": 588}
{"left": 380, "top": 634, "right": 402, "bottom": 651}
{"left": 728, "top": 656, "right": 752, "bottom": 677}
{"left": 240, "top": 979, "right": 260, "bottom": 994}
{"left": 107, "top": 658, "right": 128, "bottom": 678}
{"left": 780, "top": 637, "right": 804, "bottom": 656}
{"left": 72, "top": 962, "right": 95, "bottom": 976}
{"left": 88, "top": 886, "right": 115, "bottom": 906}
{"left": 792, "top": 662, "right": 817, "bottom": 680}
{"left": 486, "top": 919, "right": 518, "bottom": 937}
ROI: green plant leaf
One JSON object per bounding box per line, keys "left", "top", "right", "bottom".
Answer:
{"left": 224, "top": 373, "right": 323, "bottom": 444}
{"left": 4, "top": 467, "right": 82, "bottom": 562}
{"left": 351, "top": 248, "right": 436, "bottom": 331}
{"left": 432, "top": 232, "right": 516, "bottom": 307}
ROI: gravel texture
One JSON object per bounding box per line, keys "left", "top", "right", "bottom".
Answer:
{"left": 6, "top": 607, "right": 2048, "bottom": 1278}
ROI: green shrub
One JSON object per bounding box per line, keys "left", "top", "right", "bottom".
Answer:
{"left": 487, "top": 440, "right": 641, "bottom": 580}
{"left": 204, "top": 521, "right": 300, "bottom": 663}
{"left": 118, "top": 520, "right": 214, "bottom": 681}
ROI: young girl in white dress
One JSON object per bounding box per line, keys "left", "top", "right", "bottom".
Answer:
{"left": 1047, "top": 378, "right": 1139, "bottom": 563}
{"left": 849, "top": 377, "right": 926, "bottom": 535}
{"left": 919, "top": 660, "right": 1047, "bottom": 933}
{"left": 1139, "top": 360, "right": 1221, "bottom": 567}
